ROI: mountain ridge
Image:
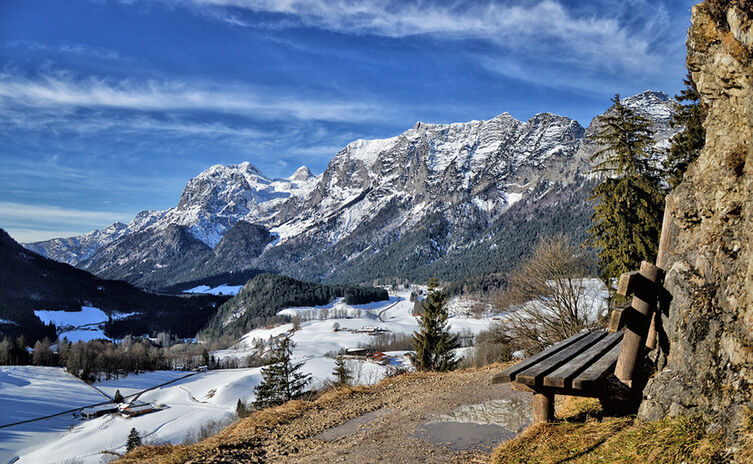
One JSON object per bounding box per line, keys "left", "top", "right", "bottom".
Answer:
{"left": 23, "top": 91, "right": 677, "bottom": 288}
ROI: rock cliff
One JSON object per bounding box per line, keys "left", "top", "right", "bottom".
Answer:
{"left": 638, "top": 0, "right": 752, "bottom": 447}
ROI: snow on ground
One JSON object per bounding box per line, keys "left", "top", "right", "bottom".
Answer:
{"left": 3, "top": 368, "right": 266, "bottom": 464}
{"left": 95, "top": 371, "right": 192, "bottom": 397}
{"left": 215, "top": 290, "right": 504, "bottom": 388}
{"left": 0, "top": 366, "right": 111, "bottom": 464}
{"left": 3, "top": 289, "right": 508, "bottom": 464}
{"left": 183, "top": 284, "right": 243, "bottom": 296}
{"left": 34, "top": 306, "right": 135, "bottom": 343}
{"left": 35, "top": 306, "right": 133, "bottom": 327}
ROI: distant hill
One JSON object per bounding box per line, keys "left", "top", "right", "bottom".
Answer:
{"left": 199, "top": 273, "right": 388, "bottom": 340}
{"left": 0, "top": 228, "right": 227, "bottom": 343}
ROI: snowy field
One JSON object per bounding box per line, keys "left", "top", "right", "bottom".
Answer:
{"left": 2, "top": 289, "right": 507, "bottom": 463}
{"left": 183, "top": 284, "right": 243, "bottom": 296}
{"left": 34, "top": 306, "right": 135, "bottom": 343}
{"left": 0, "top": 366, "right": 111, "bottom": 463}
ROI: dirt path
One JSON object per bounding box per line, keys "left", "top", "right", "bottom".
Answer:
{"left": 126, "top": 365, "right": 532, "bottom": 464}
{"left": 275, "top": 366, "right": 532, "bottom": 464}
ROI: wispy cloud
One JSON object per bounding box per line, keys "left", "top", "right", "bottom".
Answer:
{"left": 3, "top": 228, "right": 101, "bottom": 243}
{"left": 2, "top": 40, "right": 121, "bottom": 60}
{"left": 163, "top": 0, "right": 679, "bottom": 82}
{"left": 0, "top": 70, "right": 392, "bottom": 123}
{"left": 0, "top": 202, "right": 138, "bottom": 242}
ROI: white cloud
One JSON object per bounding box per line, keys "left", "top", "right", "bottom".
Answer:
{"left": 3, "top": 227, "right": 101, "bottom": 243}
{"left": 2, "top": 40, "right": 121, "bottom": 60}
{"left": 0, "top": 202, "right": 136, "bottom": 226}
{"left": 170, "top": 0, "right": 673, "bottom": 78}
{"left": 0, "top": 70, "right": 392, "bottom": 123}
{"left": 0, "top": 202, "right": 139, "bottom": 242}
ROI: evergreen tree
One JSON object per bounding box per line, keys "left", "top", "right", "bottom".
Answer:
{"left": 32, "top": 339, "right": 56, "bottom": 366}
{"left": 126, "top": 427, "right": 141, "bottom": 452}
{"left": 332, "top": 357, "right": 352, "bottom": 386}
{"left": 409, "top": 278, "right": 459, "bottom": 372}
{"left": 253, "top": 336, "right": 310, "bottom": 409}
{"left": 236, "top": 398, "right": 248, "bottom": 418}
{"left": 113, "top": 389, "right": 124, "bottom": 404}
{"left": 664, "top": 73, "right": 707, "bottom": 188}
{"left": 587, "top": 94, "right": 665, "bottom": 287}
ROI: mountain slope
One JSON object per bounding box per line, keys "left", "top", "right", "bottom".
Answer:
{"left": 0, "top": 228, "right": 225, "bottom": 342}
{"left": 24, "top": 91, "right": 677, "bottom": 288}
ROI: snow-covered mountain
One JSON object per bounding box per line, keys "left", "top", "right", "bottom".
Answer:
{"left": 29, "top": 163, "right": 318, "bottom": 266}
{"left": 25, "top": 90, "right": 677, "bottom": 288}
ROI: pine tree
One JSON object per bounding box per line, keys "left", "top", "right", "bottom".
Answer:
{"left": 113, "top": 389, "right": 124, "bottom": 404}
{"left": 126, "top": 427, "right": 141, "bottom": 452}
{"left": 664, "top": 73, "right": 707, "bottom": 188}
{"left": 253, "top": 336, "right": 310, "bottom": 409}
{"left": 587, "top": 94, "right": 665, "bottom": 287}
{"left": 236, "top": 398, "right": 248, "bottom": 418}
{"left": 332, "top": 357, "right": 352, "bottom": 386}
{"left": 409, "top": 278, "right": 459, "bottom": 372}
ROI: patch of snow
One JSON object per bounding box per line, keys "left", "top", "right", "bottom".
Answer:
{"left": 183, "top": 284, "right": 243, "bottom": 296}
{"left": 34, "top": 306, "right": 133, "bottom": 327}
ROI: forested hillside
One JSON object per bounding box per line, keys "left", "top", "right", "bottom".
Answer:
{"left": 199, "top": 273, "right": 388, "bottom": 339}
{"left": 0, "top": 228, "right": 226, "bottom": 343}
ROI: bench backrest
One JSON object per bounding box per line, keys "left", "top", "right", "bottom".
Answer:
{"left": 608, "top": 260, "right": 664, "bottom": 386}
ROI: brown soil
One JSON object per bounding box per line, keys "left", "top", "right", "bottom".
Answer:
{"left": 119, "top": 365, "right": 533, "bottom": 464}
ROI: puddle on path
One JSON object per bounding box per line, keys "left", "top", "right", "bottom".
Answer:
{"left": 316, "top": 408, "right": 391, "bottom": 442}
{"left": 415, "top": 421, "right": 516, "bottom": 452}
{"left": 414, "top": 397, "right": 532, "bottom": 452}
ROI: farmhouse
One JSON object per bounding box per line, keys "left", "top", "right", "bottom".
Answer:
{"left": 119, "top": 400, "right": 155, "bottom": 418}
{"left": 80, "top": 403, "right": 119, "bottom": 419}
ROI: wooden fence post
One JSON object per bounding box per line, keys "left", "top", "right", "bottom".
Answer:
{"left": 614, "top": 261, "right": 663, "bottom": 387}
{"left": 646, "top": 199, "right": 673, "bottom": 350}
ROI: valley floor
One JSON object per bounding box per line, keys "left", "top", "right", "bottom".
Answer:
{"left": 1, "top": 289, "right": 509, "bottom": 464}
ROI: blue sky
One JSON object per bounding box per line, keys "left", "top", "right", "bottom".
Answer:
{"left": 1, "top": 0, "right": 694, "bottom": 242}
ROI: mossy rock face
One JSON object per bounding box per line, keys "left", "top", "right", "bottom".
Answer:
{"left": 638, "top": 0, "right": 753, "bottom": 446}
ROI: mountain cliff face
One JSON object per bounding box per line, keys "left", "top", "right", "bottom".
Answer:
{"left": 638, "top": 0, "right": 752, "bottom": 444}
{"left": 24, "top": 92, "right": 676, "bottom": 288}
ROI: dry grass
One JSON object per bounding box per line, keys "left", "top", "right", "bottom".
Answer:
{"left": 491, "top": 396, "right": 729, "bottom": 464}
{"left": 739, "top": 406, "right": 753, "bottom": 463}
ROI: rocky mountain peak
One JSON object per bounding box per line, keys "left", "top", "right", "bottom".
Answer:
{"left": 620, "top": 90, "right": 673, "bottom": 124}
{"left": 290, "top": 165, "right": 313, "bottom": 181}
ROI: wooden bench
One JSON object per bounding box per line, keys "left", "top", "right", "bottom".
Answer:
{"left": 492, "top": 260, "right": 665, "bottom": 423}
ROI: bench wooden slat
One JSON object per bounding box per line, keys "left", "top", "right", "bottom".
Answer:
{"left": 491, "top": 331, "right": 591, "bottom": 384}
{"left": 572, "top": 341, "right": 623, "bottom": 390}
{"left": 542, "top": 332, "right": 623, "bottom": 389}
{"left": 515, "top": 330, "right": 608, "bottom": 386}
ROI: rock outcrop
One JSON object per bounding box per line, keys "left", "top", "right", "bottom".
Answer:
{"left": 638, "top": 0, "right": 752, "bottom": 447}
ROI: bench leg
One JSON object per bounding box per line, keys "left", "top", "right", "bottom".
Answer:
{"left": 533, "top": 391, "right": 555, "bottom": 424}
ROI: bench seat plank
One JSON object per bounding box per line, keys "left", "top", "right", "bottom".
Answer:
{"left": 515, "top": 330, "right": 608, "bottom": 387}
{"left": 542, "top": 332, "right": 623, "bottom": 389}
{"left": 572, "top": 341, "right": 623, "bottom": 390}
{"left": 492, "top": 331, "right": 591, "bottom": 384}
